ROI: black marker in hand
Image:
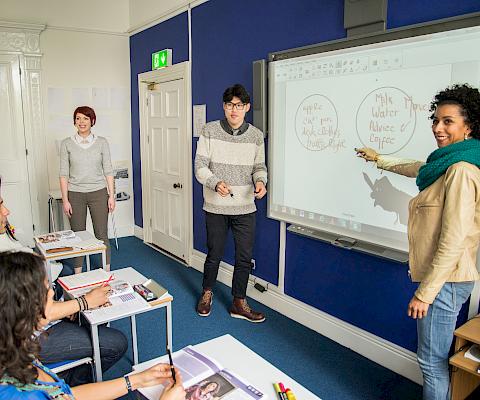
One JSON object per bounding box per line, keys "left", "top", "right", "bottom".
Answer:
{"left": 166, "top": 347, "right": 176, "bottom": 384}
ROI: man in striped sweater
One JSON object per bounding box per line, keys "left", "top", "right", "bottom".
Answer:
{"left": 194, "top": 84, "right": 267, "bottom": 322}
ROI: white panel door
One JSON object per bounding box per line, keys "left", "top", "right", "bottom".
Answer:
{"left": 147, "top": 79, "right": 186, "bottom": 260}
{"left": 0, "top": 54, "right": 34, "bottom": 245}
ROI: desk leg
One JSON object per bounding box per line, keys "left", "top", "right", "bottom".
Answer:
{"left": 102, "top": 249, "right": 107, "bottom": 271}
{"left": 166, "top": 302, "right": 173, "bottom": 351}
{"left": 131, "top": 315, "right": 139, "bottom": 365}
{"left": 91, "top": 324, "right": 103, "bottom": 382}
{"left": 86, "top": 256, "right": 91, "bottom": 272}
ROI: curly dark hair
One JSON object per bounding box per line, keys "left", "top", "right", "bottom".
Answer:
{"left": 0, "top": 251, "right": 48, "bottom": 384}
{"left": 429, "top": 83, "right": 480, "bottom": 139}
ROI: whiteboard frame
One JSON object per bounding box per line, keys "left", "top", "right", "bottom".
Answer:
{"left": 267, "top": 12, "right": 480, "bottom": 257}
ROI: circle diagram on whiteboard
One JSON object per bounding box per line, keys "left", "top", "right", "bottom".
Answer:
{"left": 295, "top": 94, "right": 341, "bottom": 151}
{"left": 356, "top": 86, "right": 416, "bottom": 154}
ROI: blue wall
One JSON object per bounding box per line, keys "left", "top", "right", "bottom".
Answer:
{"left": 130, "top": 12, "right": 189, "bottom": 227}
{"left": 130, "top": 0, "right": 480, "bottom": 353}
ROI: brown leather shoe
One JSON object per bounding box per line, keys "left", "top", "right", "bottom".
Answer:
{"left": 196, "top": 290, "right": 213, "bottom": 317}
{"left": 230, "top": 298, "right": 265, "bottom": 323}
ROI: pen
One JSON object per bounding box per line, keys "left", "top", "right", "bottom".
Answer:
{"left": 166, "top": 347, "right": 176, "bottom": 384}
{"left": 102, "top": 274, "right": 114, "bottom": 287}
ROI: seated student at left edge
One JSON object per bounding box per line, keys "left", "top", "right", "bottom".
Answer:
{"left": 0, "top": 177, "right": 128, "bottom": 386}
{"left": 0, "top": 251, "right": 186, "bottom": 400}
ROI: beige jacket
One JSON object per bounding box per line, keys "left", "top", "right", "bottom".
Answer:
{"left": 377, "top": 157, "right": 480, "bottom": 304}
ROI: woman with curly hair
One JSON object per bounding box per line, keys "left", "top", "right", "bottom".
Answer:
{"left": 0, "top": 179, "right": 127, "bottom": 387}
{"left": 0, "top": 251, "right": 186, "bottom": 400}
{"left": 356, "top": 83, "right": 480, "bottom": 399}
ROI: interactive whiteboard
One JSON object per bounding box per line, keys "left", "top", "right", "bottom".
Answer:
{"left": 268, "top": 19, "right": 480, "bottom": 252}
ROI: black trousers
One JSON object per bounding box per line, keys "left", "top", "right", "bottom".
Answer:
{"left": 202, "top": 211, "right": 256, "bottom": 298}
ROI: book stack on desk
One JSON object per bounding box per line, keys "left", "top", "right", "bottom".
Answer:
{"left": 35, "top": 230, "right": 82, "bottom": 252}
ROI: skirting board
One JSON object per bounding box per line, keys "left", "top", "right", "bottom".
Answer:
{"left": 190, "top": 249, "right": 422, "bottom": 385}
{"left": 134, "top": 225, "right": 144, "bottom": 240}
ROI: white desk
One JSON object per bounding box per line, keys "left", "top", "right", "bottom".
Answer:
{"left": 134, "top": 334, "right": 320, "bottom": 400}
{"left": 79, "top": 267, "right": 173, "bottom": 381}
{"left": 35, "top": 230, "right": 107, "bottom": 272}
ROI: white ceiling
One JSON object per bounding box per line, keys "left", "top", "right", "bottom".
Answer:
{"left": 0, "top": 0, "right": 204, "bottom": 33}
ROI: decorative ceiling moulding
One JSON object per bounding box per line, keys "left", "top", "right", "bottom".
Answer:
{"left": 0, "top": 20, "right": 45, "bottom": 53}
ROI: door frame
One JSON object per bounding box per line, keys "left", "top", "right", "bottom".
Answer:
{"left": 0, "top": 21, "right": 46, "bottom": 242}
{"left": 138, "top": 61, "right": 192, "bottom": 265}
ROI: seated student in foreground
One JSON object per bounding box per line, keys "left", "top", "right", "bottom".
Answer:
{"left": 0, "top": 251, "right": 186, "bottom": 400}
{"left": 0, "top": 178, "right": 127, "bottom": 386}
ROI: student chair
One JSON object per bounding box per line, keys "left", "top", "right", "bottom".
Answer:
{"left": 45, "top": 357, "right": 94, "bottom": 378}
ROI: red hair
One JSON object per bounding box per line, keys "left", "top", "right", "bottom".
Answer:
{"left": 73, "top": 106, "right": 96, "bottom": 126}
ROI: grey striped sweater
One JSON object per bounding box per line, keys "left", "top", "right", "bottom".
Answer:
{"left": 194, "top": 120, "right": 267, "bottom": 215}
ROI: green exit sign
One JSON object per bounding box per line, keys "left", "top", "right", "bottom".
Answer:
{"left": 152, "top": 49, "right": 172, "bottom": 70}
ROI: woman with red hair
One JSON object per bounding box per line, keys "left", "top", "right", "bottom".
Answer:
{"left": 59, "top": 106, "right": 115, "bottom": 273}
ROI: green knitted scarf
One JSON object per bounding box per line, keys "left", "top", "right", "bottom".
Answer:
{"left": 416, "top": 138, "right": 480, "bottom": 191}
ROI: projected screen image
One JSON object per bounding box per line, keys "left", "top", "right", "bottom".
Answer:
{"left": 268, "top": 26, "right": 480, "bottom": 252}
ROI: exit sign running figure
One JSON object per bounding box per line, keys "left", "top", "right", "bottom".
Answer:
{"left": 152, "top": 49, "right": 172, "bottom": 70}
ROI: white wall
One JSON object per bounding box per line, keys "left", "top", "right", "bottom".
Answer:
{"left": 0, "top": 0, "right": 129, "bottom": 32}
{"left": 41, "top": 28, "right": 134, "bottom": 237}
{"left": 0, "top": 0, "right": 134, "bottom": 236}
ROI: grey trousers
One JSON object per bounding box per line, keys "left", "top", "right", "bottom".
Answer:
{"left": 68, "top": 188, "right": 111, "bottom": 268}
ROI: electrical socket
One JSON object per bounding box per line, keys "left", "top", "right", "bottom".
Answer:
{"left": 251, "top": 258, "right": 256, "bottom": 270}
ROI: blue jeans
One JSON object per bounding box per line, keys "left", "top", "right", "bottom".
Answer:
{"left": 417, "top": 281, "right": 474, "bottom": 400}
{"left": 38, "top": 320, "right": 128, "bottom": 386}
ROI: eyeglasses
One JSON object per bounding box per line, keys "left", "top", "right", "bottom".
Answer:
{"left": 224, "top": 102, "right": 246, "bottom": 111}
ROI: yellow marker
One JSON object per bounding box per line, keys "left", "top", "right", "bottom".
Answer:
{"left": 286, "top": 389, "right": 297, "bottom": 400}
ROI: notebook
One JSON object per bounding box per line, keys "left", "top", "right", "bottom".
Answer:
{"left": 58, "top": 269, "right": 112, "bottom": 291}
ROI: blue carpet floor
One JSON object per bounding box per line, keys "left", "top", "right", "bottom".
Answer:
{"left": 99, "top": 236, "right": 422, "bottom": 400}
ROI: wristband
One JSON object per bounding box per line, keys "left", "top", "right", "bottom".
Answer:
{"left": 124, "top": 375, "right": 133, "bottom": 392}
{"left": 82, "top": 295, "right": 89, "bottom": 310}
{"left": 75, "top": 297, "right": 83, "bottom": 312}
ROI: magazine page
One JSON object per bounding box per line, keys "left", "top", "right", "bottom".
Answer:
{"left": 213, "top": 369, "right": 265, "bottom": 400}
{"left": 135, "top": 346, "right": 222, "bottom": 400}
{"left": 109, "top": 280, "right": 135, "bottom": 297}
{"left": 67, "top": 279, "right": 134, "bottom": 300}
{"left": 35, "top": 230, "right": 82, "bottom": 250}
{"left": 82, "top": 291, "right": 149, "bottom": 324}
{"left": 135, "top": 347, "right": 265, "bottom": 400}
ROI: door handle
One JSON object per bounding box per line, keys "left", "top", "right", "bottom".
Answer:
{"left": 173, "top": 183, "right": 183, "bottom": 189}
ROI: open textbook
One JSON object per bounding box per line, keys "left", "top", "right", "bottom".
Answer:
{"left": 133, "top": 346, "right": 265, "bottom": 400}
